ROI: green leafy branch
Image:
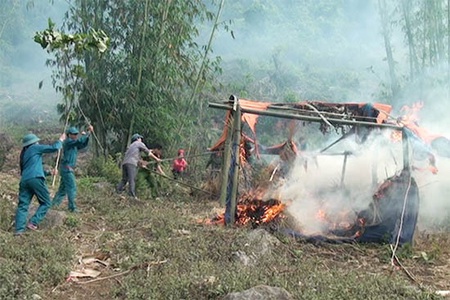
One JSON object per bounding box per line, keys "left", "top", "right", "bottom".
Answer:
{"left": 34, "top": 18, "right": 109, "bottom": 54}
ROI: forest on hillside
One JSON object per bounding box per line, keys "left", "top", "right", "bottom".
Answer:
{"left": 2, "top": 0, "right": 450, "bottom": 156}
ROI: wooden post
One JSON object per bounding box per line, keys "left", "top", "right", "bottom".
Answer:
{"left": 219, "top": 116, "right": 234, "bottom": 206}
{"left": 340, "top": 152, "right": 348, "bottom": 187}
{"left": 402, "top": 128, "right": 410, "bottom": 171}
{"left": 228, "top": 99, "right": 241, "bottom": 225}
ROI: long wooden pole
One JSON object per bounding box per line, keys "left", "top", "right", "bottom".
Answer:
{"left": 228, "top": 100, "right": 241, "bottom": 225}
{"left": 402, "top": 128, "right": 410, "bottom": 171}
{"left": 208, "top": 102, "right": 403, "bottom": 130}
{"left": 142, "top": 166, "right": 216, "bottom": 196}
{"left": 320, "top": 131, "right": 353, "bottom": 153}
{"left": 340, "top": 152, "right": 348, "bottom": 187}
{"left": 52, "top": 108, "right": 72, "bottom": 187}
{"left": 219, "top": 116, "right": 233, "bottom": 206}
{"left": 216, "top": 100, "right": 394, "bottom": 123}
{"left": 269, "top": 104, "right": 381, "bottom": 121}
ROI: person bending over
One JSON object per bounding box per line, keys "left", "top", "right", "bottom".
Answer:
{"left": 116, "top": 133, "right": 161, "bottom": 198}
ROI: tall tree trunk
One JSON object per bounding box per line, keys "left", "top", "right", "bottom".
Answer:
{"left": 0, "top": 0, "right": 18, "bottom": 41}
{"left": 435, "top": 1, "right": 444, "bottom": 63}
{"left": 129, "top": 0, "right": 149, "bottom": 145}
{"left": 378, "top": 0, "right": 400, "bottom": 100}
{"left": 188, "top": 0, "right": 226, "bottom": 111}
{"left": 400, "top": 0, "right": 419, "bottom": 79}
{"left": 152, "top": 0, "right": 172, "bottom": 80}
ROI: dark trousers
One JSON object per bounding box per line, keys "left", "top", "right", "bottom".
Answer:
{"left": 15, "top": 177, "right": 52, "bottom": 233}
{"left": 117, "top": 163, "right": 138, "bottom": 197}
{"left": 52, "top": 170, "right": 77, "bottom": 211}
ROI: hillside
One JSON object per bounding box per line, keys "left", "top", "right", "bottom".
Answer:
{"left": 1, "top": 150, "right": 450, "bottom": 299}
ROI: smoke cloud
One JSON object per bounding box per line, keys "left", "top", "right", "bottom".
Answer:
{"left": 272, "top": 127, "right": 450, "bottom": 234}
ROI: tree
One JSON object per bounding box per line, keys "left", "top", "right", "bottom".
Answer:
{"left": 385, "top": 0, "right": 450, "bottom": 105}
{"left": 378, "top": 0, "right": 400, "bottom": 100}
{"left": 44, "top": 0, "right": 220, "bottom": 157}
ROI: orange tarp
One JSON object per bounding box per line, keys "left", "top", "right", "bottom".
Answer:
{"left": 208, "top": 110, "right": 231, "bottom": 151}
{"left": 208, "top": 99, "right": 271, "bottom": 151}
{"left": 239, "top": 99, "right": 271, "bottom": 134}
{"left": 371, "top": 103, "right": 392, "bottom": 124}
{"left": 209, "top": 99, "right": 393, "bottom": 152}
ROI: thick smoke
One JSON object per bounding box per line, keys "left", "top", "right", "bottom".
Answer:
{"left": 273, "top": 130, "right": 394, "bottom": 234}
{"left": 272, "top": 125, "right": 450, "bottom": 234}
{"left": 1, "top": 1, "right": 68, "bottom": 126}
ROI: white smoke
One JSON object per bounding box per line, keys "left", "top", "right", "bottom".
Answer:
{"left": 268, "top": 120, "right": 450, "bottom": 234}
{"left": 274, "top": 129, "right": 405, "bottom": 235}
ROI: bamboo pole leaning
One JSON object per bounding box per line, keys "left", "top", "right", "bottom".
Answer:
{"left": 219, "top": 119, "right": 234, "bottom": 206}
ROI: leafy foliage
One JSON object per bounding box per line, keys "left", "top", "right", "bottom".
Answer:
{"left": 86, "top": 155, "right": 121, "bottom": 184}
{"left": 34, "top": 18, "right": 109, "bottom": 53}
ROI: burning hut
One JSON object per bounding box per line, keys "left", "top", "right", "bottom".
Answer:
{"left": 205, "top": 95, "right": 435, "bottom": 246}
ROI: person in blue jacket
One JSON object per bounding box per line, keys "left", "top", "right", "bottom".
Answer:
{"left": 52, "top": 125, "right": 93, "bottom": 212}
{"left": 15, "top": 132, "right": 66, "bottom": 235}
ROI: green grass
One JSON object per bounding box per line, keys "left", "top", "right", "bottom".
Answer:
{"left": 0, "top": 174, "right": 446, "bottom": 299}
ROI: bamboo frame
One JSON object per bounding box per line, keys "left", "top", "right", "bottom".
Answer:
{"left": 209, "top": 102, "right": 403, "bottom": 130}
{"left": 209, "top": 99, "right": 411, "bottom": 226}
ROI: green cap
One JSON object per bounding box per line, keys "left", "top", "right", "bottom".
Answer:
{"left": 67, "top": 127, "right": 79, "bottom": 135}
{"left": 131, "top": 133, "right": 143, "bottom": 142}
{"left": 22, "top": 133, "right": 40, "bottom": 147}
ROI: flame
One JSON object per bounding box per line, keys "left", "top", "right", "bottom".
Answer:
{"left": 200, "top": 188, "right": 287, "bottom": 226}
{"left": 390, "top": 102, "right": 440, "bottom": 145}
{"left": 309, "top": 206, "right": 367, "bottom": 238}
{"left": 200, "top": 191, "right": 367, "bottom": 238}
{"left": 387, "top": 102, "right": 440, "bottom": 174}
{"left": 390, "top": 102, "right": 424, "bottom": 142}
{"left": 236, "top": 199, "right": 286, "bottom": 226}
{"left": 390, "top": 130, "right": 402, "bottom": 142}
{"left": 259, "top": 201, "right": 286, "bottom": 224}
{"left": 200, "top": 191, "right": 366, "bottom": 240}
{"left": 315, "top": 209, "right": 327, "bottom": 221}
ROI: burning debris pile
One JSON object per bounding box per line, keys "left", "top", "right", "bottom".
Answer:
{"left": 203, "top": 170, "right": 419, "bottom": 246}
{"left": 204, "top": 97, "right": 440, "bottom": 246}
{"left": 280, "top": 171, "right": 419, "bottom": 245}
{"left": 204, "top": 189, "right": 286, "bottom": 227}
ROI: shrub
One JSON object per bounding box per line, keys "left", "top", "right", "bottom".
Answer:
{"left": 0, "top": 231, "right": 74, "bottom": 298}
{"left": 86, "top": 155, "right": 121, "bottom": 184}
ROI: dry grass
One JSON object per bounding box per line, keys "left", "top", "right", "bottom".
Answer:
{"left": 0, "top": 172, "right": 449, "bottom": 299}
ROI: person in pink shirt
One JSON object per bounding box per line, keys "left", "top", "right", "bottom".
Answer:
{"left": 172, "top": 149, "right": 188, "bottom": 179}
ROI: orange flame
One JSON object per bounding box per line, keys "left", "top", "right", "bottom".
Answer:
{"left": 200, "top": 191, "right": 367, "bottom": 240}
{"left": 390, "top": 102, "right": 424, "bottom": 142}
{"left": 200, "top": 188, "right": 287, "bottom": 226}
